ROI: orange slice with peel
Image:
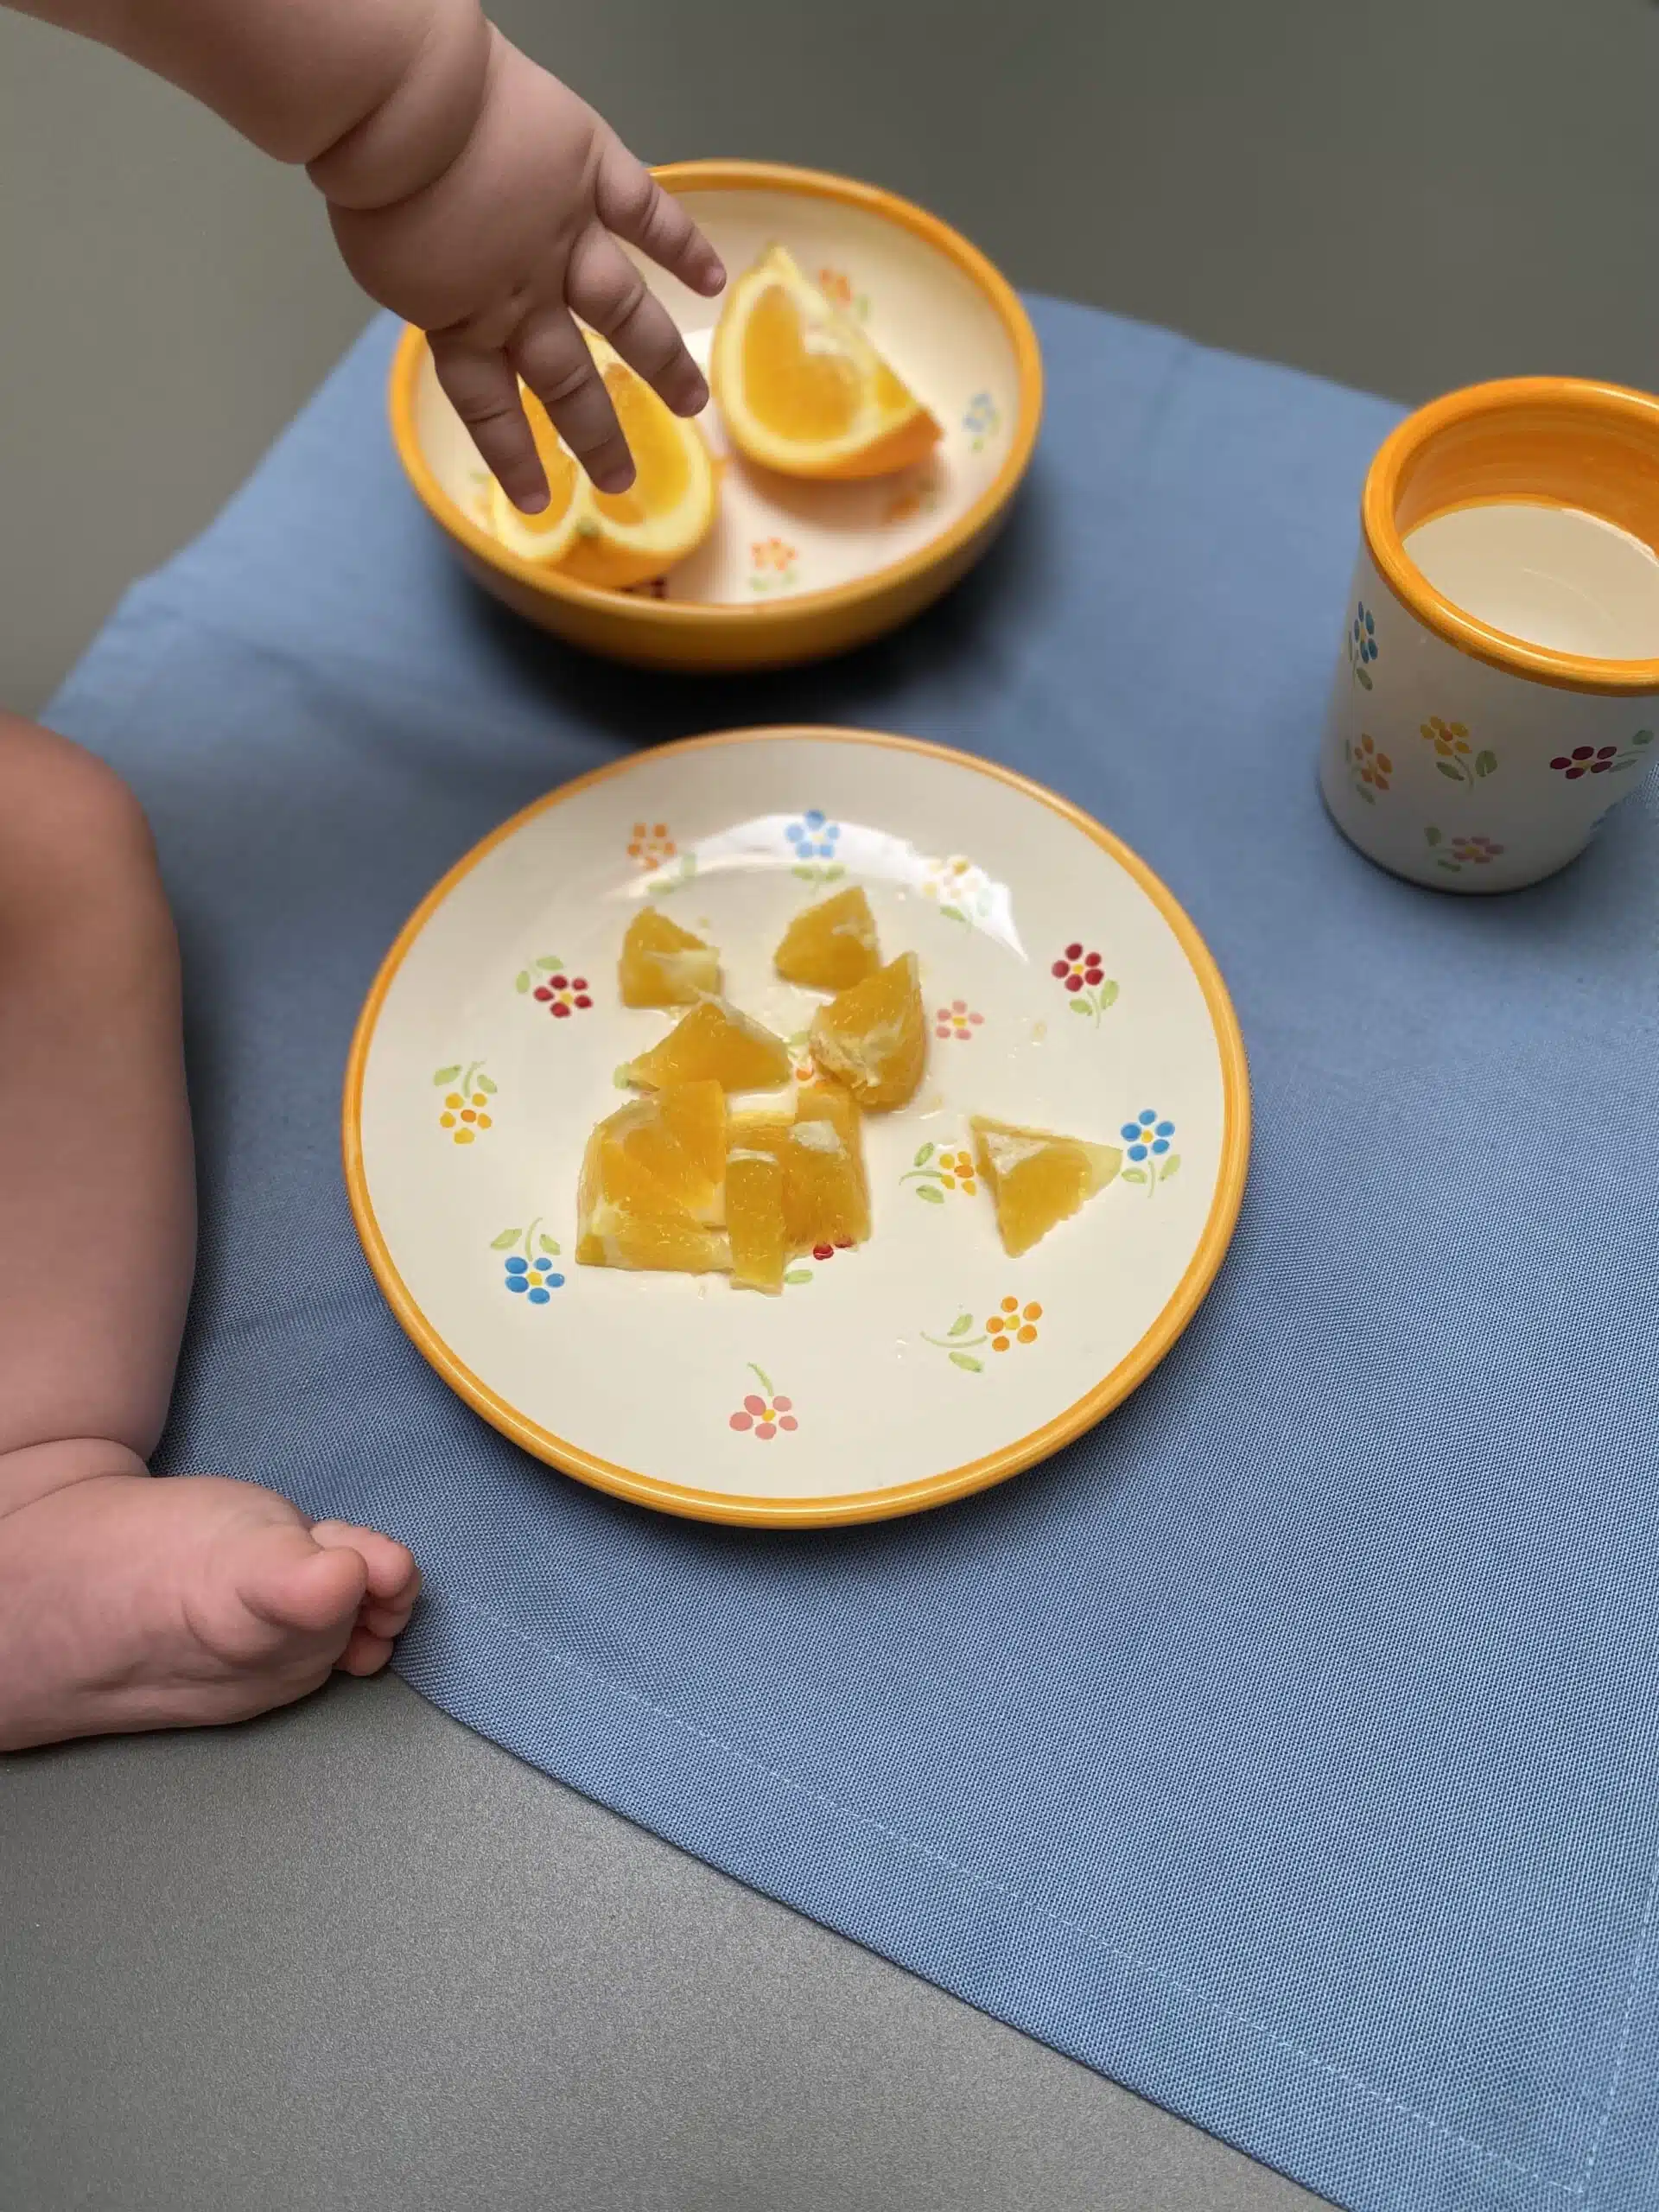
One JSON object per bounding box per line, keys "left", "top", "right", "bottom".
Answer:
{"left": 487, "top": 334, "right": 715, "bottom": 588}
{"left": 711, "top": 247, "right": 941, "bottom": 480}
{"left": 809, "top": 952, "right": 925, "bottom": 1111}
{"left": 774, "top": 886, "right": 880, "bottom": 993}
{"left": 969, "top": 1116, "right": 1122, "bottom": 1258}
{"left": 626, "top": 999, "right": 791, "bottom": 1094}
{"left": 619, "top": 909, "right": 721, "bottom": 1008}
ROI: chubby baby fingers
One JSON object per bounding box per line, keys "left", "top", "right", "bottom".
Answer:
{"left": 429, "top": 337, "right": 548, "bottom": 513}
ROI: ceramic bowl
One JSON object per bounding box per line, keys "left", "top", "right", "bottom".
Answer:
{"left": 344, "top": 727, "right": 1250, "bottom": 1528}
{"left": 388, "top": 162, "right": 1042, "bottom": 671}
{"left": 1320, "top": 377, "right": 1659, "bottom": 892}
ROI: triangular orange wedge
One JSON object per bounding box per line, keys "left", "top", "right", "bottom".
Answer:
{"left": 626, "top": 1000, "right": 792, "bottom": 1093}
{"left": 774, "top": 886, "right": 880, "bottom": 992}
{"left": 969, "top": 1117, "right": 1122, "bottom": 1258}
{"left": 710, "top": 246, "right": 941, "bottom": 480}
{"left": 619, "top": 909, "right": 721, "bottom": 1007}
{"left": 809, "top": 952, "right": 926, "bottom": 1110}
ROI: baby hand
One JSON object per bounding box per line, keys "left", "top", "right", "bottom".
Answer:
{"left": 320, "top": 28, "right": 725, "bottom": 510}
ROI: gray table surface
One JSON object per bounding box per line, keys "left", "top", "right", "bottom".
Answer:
{"left": 3, "top": 1675, "right": 1324, "bottom": 2212}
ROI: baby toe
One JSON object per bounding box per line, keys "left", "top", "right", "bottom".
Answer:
{"left": 241, "top": 1532, "right": 367, "bottom": 1638}
{"left": 359, "top": 1595, "right": 416, "bottom": 1641}
{"left": 312, "top": 1522, "right": 418, "bottom": 1604}
{"left": 335, "top": 1624, "right": 394, "bottom": 1678}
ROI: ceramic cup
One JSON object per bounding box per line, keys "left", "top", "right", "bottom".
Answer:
{"left": 1319, "top": 377, "right": 1659, "bottom": 891}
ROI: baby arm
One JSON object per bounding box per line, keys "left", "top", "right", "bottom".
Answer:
{"left": 12, "top": 0, "right": 726, "bottom": 505}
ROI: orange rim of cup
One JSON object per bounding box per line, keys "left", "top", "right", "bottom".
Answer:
{"left": 1363, "top": 375, "right": 1659, "bottom": 695}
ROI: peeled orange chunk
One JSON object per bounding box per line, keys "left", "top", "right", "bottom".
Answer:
{"left": 727, "top": 1146, "right": 788, "bottom": 1293}
{"left": 730, "top": 1085, "right": 870, "bottom": 1253}
{"left": 774, "top": 886, "right": 880, "bottom": 993}
{"left": 809, "top": 952, "right": 925, "bottom": 1111}
{"left": 710, "top": 246, "right": 942, "bottom": 480}
{"left": 598, "top": 1080, "right": 727, "bottom": 1224}
{"left": 969, "top": 1116, "right": 1122, "bottom": 1259}
{"left": 577, "top": 1087, "right": 733, "bottom": 1273}
{"left": 619, "top": 909, "right": 721, "bottom": 1008}
{"left": 488, "top": 333, "right": 716, "bottom": 589}
{"left": 787, "top": 1082, "right": 871, "bottom": 1248}
{"left": 626, "top": 1000, "right": 792, "bottom": 1094}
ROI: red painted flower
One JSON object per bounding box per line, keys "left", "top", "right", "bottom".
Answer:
{"left": 1551, "top": 744, "right": 1620, "bottom": 779}
{"left": 533, "top": 972, "right": 593, "bottom": 1018}
{"left": 729, "top": 1391, "right": 798, "bottom": 1441}
{"left": 1051, "top": 942, "right": 1104, "bottom": 992}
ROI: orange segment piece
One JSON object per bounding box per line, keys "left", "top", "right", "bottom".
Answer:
{"left": 729, "top": 1086, "right": 870, "bottom": 1252}
{"left": 576, "top": 1092, "right": 733, "bottom": 1273}
{"left": 809, "top": 952, "right": 925, "bottom": 1111}
{"left": 486, "top": 334, "right": 716, "bottom": 590}
{"left": 969, "top": 1116, "right": 1122, "bottom": 1258}
{"left": 786, "top": 1083, "right": 871, "bottom": 1249}
{"left": 619, "top": 909, "right": 721, "bottom": 1007}
{"left": 726, "top": 1146, "right": 788, "bottom": 1294}
{"left": 597, "top": 1081, "right": 726, "bottom": 1224}
{"left": 626, "top": 1000, "right": 791, "bottom": 1094}
{"left": 773, "top": 886, "right": 880, "bottom": 992}
{"left": 710, "top": 246, "right": 942, "bottom": 481}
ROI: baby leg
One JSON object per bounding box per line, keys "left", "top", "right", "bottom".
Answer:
{"left": 0, "top": 715, "right": 419, "bottom": 1751}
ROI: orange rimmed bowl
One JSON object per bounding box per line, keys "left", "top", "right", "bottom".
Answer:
{"left": 387, "top": 161, "right": 1043, "bottom": 672}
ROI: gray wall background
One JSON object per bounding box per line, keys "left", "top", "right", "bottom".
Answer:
{"left": 3, "top": 0, "right": 1656, "bottom": 713}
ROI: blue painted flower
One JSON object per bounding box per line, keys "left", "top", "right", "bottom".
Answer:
{"left": 963, "top": 391, "right": 999, "bottom": 439}
{"left": 785, "top": 810, "right": 842, "bottom": 861}
{"left": 1119, "top": 1109, "right": 1176, "bottom": 1163}
{"left": 504, "top": 1253, "right": 564, "bottom": 1301}
{"left": 1351, "top": 601, "right": 1377, "bottom": 665}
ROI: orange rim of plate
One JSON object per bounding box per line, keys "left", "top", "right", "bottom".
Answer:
{"left": 1363, "top": 374, "right": 1659, "bottom": 696}
{"left": 386, "top": 160, "right": 1044, "bottom": 636}
{"left": 342, "top": 728, "right": 1252, "bottom": 1529}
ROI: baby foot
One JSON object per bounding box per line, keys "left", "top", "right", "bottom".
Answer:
{"left": 0, "top": 1471, "right": 420, "bottom": 1751}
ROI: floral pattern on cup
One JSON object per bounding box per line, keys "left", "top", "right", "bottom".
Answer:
{"left": 434, "top": 1061, "right": 495, "bottom": 1144}
{"left": 749, "top": 537, "right": 798, "bottom": 594}
{"left": 1051, "top": 943, "right": 1120, "bottom": 1027}
{"left": 729, "top": 1366, "right": 798, "bottom": 1439}
{"left": 1344, "top": 733, "right": 1393, "bottom": 802}
{"left": 1550, "top": 728, "right": 1654, "bottom": 779}
{"left": 1425, "top": 826, "right": 1504, "bottom": 874}
{"left": 1421, "top": 717, "right": 1497, "bottom": 786}
{"left": 903, "top": 1142, "right": 977, "bottom": 1205}
{"left": 935, "top": 1000, "right": 984, "bottom": 1041}
{"left": 491, "top": 1217, "right": 564, "bottom": 1303}
{"left": 1349, "top": 602, "right": 1379, "bottom": 689}
{"left": 1120, "top": 1109, "right": 1179, "bottom": 1195}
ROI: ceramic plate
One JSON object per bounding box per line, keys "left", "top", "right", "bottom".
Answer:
{"left": 345, "top": 729, "right": 1250, "bottom": 1526}
{"left": 390, "top": 162, "right": 1042, "bottom": 671}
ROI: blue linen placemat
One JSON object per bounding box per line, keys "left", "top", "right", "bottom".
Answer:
{"left": 46, "top": 305, "right": 1659, "bottom": 2211}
